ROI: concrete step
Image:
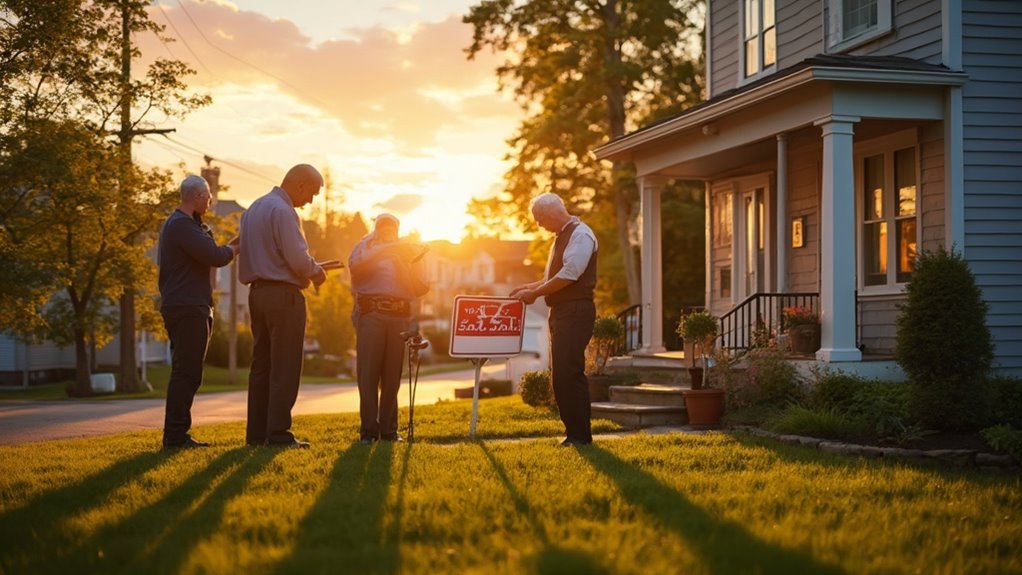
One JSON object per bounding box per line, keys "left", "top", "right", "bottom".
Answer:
{"left": 591, "top": 402, "right": 688, "bottom": 428}
{"left": 609, "top": 383, "right": 687, "bottom": 407}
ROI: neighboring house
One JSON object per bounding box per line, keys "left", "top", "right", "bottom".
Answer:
{"left": 597, "top": 0, "right": 1022, "bottom": 376}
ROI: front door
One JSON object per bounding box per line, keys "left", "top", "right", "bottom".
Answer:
{"left": 736, "top": 175, "right": 772, "bottom": 302}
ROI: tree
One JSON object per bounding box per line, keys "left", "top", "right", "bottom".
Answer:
{"left": 306, "top": 279, "right": 356, "bottom": 358}
{"left": 1, "top": 0, "right": 207, "bottom": 393}
{"left": 464, "top": 0, "right": 704, "bottom": 305}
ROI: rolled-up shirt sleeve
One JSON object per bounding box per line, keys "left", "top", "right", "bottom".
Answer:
{"left": 554, "top": 231, "right": 597, "bottom": 281}
{"left": 274, "top": 206, "right": 321, "bottom": 280}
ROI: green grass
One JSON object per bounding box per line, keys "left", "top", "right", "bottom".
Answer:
{"left": 1, "top": 397, "right": 1020, "bottom": 574}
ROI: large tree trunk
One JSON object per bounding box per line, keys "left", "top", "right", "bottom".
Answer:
{"left": 118, "top": 288, "right": 139, "bottom": 392}
{"left": 70, "top": 326, "right": 92, "bottom": 397}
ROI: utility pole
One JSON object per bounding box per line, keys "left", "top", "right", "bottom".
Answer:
{"left": 116, "top": 0, "right": 173, "bottom": 392}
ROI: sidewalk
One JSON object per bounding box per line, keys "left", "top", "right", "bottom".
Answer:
{"left": 0, "top": 364, "right": 507, "bottom": 445}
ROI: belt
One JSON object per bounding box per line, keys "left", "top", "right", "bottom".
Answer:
{"left": 358, "top": 295, "right": 410, "bottom": 316}
{"left": 250, "top": 279, "right": 302, "bottom": 290}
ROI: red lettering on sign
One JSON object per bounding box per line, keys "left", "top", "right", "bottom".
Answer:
{"left": 453, "top": 299, "right": 524, "bottom": 337}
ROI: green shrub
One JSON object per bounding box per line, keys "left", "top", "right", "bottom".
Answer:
{"left": 847, "top": 382, "right": 925, "bottom": 444}
{"left": 303, "top": 354, "right": 347, "bottom": 378}
{"left": 811, "top": 370, "right": 867, "bottom": 411}
{"left": 985, "top": 376, "right": 1022, "bottom": 428}
{"left": 520, "top": 370, "right": 553, "bottom": 408}
{"left": 766, "top": 404, "right": 866, "bottom": 439}
{"left": 728, "top": 347, "right": 805, "bottom": 408}
{"left": 981, "top": 424, "right": 1022, "bottom": 460}
{"left": 896, "top": 246, "right": 992, "bottom": 431}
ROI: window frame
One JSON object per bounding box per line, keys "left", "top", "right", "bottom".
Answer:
{"left": 826, "top": 0, "right": 893, "bottom": 53}
{"left": 854, "top": 129, "right": 920, "bottom": 296}
{"left": 739, "top": 0, "right": 777, "bottom": 82}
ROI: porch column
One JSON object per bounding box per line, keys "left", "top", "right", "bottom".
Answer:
{"left": 776, "top": 133, "right": 789, "bottom": 291}
{"left": 814, "top": 115, "right": 862, "bottom": 362}
{"left": 639, "top": 175, "right": 667, "bottom": 355}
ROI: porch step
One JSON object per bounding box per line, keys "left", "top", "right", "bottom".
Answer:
{"left": 606, "top": 356, "right": 688, "bottom": 385}
{"left": 609, "top": 383, "right": 687, "bottom": 408}
{"left": 592, "top": 402, "right": 688, "bottom": 428}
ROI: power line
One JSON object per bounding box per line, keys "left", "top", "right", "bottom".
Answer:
{"left": 160, "top": 134, "right": 277, "bottom": 185}
{"left": 155, "top": 1, "right": 214, "bottom": 78}
{"left": 174, "top": 0, "right": 335, "bottom": 111}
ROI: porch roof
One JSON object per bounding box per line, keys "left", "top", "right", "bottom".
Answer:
{"left": 596, "top": 54, "right": 968, "bottom": 164}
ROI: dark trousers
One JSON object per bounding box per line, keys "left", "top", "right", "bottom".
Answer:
{"left": 162, "top": 306, "right": 213, "bottom": 445}
{"left": 549, "top": 299, "right": 596, "bottom": 442}
{"left": 355, "top": 312, "right": 409, "bottom": 440}
{"left": 247, "top": 284, "right": 306, "bottom": 445}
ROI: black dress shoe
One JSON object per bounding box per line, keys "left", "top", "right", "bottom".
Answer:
{"left": 558, "top": 438, "right": 592, "bottom": 447}
{"left": 266, "top": 439, "right": 310, "bottom": 449}
{"left": 164, "top": 438, "right": 210, "bottom": 450}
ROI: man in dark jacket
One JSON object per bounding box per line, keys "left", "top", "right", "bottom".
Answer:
{"left": 510, "top": 193, "right": 598, "bottom": 446}
{"left": 157, "top": 174, "right": 238, "bottom": 449}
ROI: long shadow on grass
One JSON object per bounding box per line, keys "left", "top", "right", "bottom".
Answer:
{"left": 28, "top": 447, "right": 274, "bottom": 574}
{"left": 580, "top": 445, "right": 845, "bottom": 575}
{"left": 273, "top": 441, "right": 396, "bottom": 575}
{"left": 479, "top": 443, "right": 609, "bottom": 575}
{"left": 0, "top": 449, "right": 167, "bottom": 572}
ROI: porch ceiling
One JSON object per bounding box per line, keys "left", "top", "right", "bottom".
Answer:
{"left": 598, "top": 60, "right": 967, "bottom": 180}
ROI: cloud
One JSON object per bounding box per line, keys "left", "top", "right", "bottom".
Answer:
{"left": 142, "top": 1, "right": 510, "bottom": 149}
{"left": 374, "top": 193, "right": 425, "bottom": 214}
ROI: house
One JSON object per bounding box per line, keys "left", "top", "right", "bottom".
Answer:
{"left": 597, "top": 0, "right": 1022, "bottom": 377}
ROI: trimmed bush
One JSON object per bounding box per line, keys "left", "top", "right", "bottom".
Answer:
{"left": 721, "top": 347, "right": 805, "bottom": 409}
{"left": 981, "top": 424, "right": 1022, "bottom": 460}
{"left": 896, "top": 246, "right": 992, "bottom": 431}
{"left": 986, "top": 376, "right": 1022, "bottom": 428}
{"left": 520, "top": 370, "right": 553, "bottom": 408}
{"left": 811, "top": 370, "right": 867, "bottom": 411}
{"left": 206, "top": 320, "right": 253, "bottom": 368}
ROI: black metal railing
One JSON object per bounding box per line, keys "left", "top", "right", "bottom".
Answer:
{"left": 615, "top": 304, "right": 642, "bottom": 355}
{"left": 719, "top": 292, "right": 819, "bottom": 352}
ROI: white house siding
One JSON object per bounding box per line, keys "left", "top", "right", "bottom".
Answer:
{"left": 858, "top": 295, "right": 902, "bottom": 353}
{"left": 919, "top": 122, "right": 947, "bottom": 252}
{"left": 786, "top": 141, "right": 822, "bottom": 294}
{"left": 777, "top": 0, "right": 823, "bottom": 67}
{"left": 962, "top": 1, "right": 1022, "bottom": 375}
{"left": 709, "top": 0, "right": 739, "bottom": 98}
{"left": 847, "top": 0, "right": 944, "bottom": 62}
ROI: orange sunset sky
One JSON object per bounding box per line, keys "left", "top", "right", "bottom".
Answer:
{"left": 135, "top": 0, "right": 523, "bottom": 242}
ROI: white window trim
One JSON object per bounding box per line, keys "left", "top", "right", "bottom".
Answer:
{"left": 738, "top": 0, "right": 778, "bottom": 85}
{"left": 854, "top": 128, "right": 920, "bottom": 296}
{"left": 826, "top": 0, "right": 894, "bottom": 53}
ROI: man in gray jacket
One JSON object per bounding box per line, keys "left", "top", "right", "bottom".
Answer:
{"left": 158, "top": 174, "right": 238, "bottom": 449}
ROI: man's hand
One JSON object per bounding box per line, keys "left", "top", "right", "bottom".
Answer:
{"left": 311, "top": 267, "right": 327, "bottom": 287}
{"left": 517, "top": 289, "right": 538, "bottom": 305}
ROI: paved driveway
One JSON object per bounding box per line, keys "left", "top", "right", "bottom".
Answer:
{"left": 0, "top": 363, "right": 511, "bottom": 445}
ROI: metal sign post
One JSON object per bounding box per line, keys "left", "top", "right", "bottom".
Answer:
{"left": 449, "top": 296, "right": 526, "bottom": 439}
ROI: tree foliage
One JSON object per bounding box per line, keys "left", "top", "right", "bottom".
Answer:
{"left": 0, "top": 0, "right": 207, "bottom": 394}
{"left": 464, "top": 0, "right": 704, "bottom": 305}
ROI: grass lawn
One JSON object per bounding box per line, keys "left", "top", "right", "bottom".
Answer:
{"left": 1, "top": 396, "right": 1019, "bottom": 575}
{"left": 0, "top": 361, "right": 473, "bottom": 402}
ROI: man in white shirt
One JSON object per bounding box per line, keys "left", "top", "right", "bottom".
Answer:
{"left": 510, "top": 193, "right": 598, "bottom": 446}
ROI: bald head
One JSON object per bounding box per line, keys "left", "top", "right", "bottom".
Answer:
{"left": 280, "top": 164, "right": 324, "bottom": 208}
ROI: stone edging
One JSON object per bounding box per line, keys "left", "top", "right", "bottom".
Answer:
{"left": 730, "top": 425, "right": 1021, "bottom": 471}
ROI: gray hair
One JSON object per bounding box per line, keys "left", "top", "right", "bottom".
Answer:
{"left": 179, "top": 174, "right": 209, "bottom": 202}
{"left": 529, "top": 192, "right": 567, "bottom": 216}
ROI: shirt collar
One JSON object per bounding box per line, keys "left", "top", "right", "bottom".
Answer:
{"left": 557, "top": 216, "right": 579, "bottom": 235}
{"left": 271, "top": 186, "right": 294, "bottom": 208}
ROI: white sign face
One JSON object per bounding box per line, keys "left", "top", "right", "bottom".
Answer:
{"left": 448, "top": 296, "right": 526, "bottom": 358}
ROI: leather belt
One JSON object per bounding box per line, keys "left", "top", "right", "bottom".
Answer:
{"left": 358, "top": 295, "right": 410, "bottom": 316}
{"left": 251, "top": 279, "right": 301, "bottom": 290}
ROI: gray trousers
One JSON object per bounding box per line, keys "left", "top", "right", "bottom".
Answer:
{"left": 356, "top": 312, "right": 410, "bottom": 440}
{"left": 247, "top": 283, "right": 306, "bottom": 445}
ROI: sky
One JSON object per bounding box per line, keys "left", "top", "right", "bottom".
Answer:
{"left": 135, "top": 0, "right": 523, "bottom": 242}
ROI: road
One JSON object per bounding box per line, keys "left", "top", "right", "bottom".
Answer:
{"left": 0, "top": 363, "right": 510, "bottom": 445}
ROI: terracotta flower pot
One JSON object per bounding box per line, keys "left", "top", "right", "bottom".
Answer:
{"left": 788, "top": 324, "right": 821, "bottom": 354}
{"left": 682, "top": 388, "right": 725, "bottom": 429}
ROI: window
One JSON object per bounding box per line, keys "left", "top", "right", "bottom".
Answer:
{"left": 713, "top": 191, "right": 733, "bottom": 247}
{"left": 860, "top": 144, "right": 917, "bottom": 288}
{"left": 719, "top": 267, "right": 732, "bottom": 299}
{"left": 743, "top": 0, "right": 776, "bottom": 78}
{"left": 827, "top": 0, "right": 892, "bottom": 51}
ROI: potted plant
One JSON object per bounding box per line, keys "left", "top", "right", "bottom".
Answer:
{"left": 783, "top": 306, "right": 820, "bottom": 354}
{"left": 676, "top": 309, "right": 725, "bottom": 428}
{"left": 586, "top": 315, "right": 624, "bottom": 401}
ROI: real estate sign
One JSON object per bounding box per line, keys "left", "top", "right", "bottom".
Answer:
{"left": 448, "top": 296, "right": 525, "bottom": 358}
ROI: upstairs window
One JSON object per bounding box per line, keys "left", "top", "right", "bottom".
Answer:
{"left": 860, "top": 144, "right": 918, "bottom": 289}
{"left": 743, "top": 0, "right": 776, "bottom": 78}
{"left": 827, "top": 0, "right": 892, "bottom": 51}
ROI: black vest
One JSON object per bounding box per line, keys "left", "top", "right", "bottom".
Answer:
{"left": 545, "top": 220, "right": 597, "bottom": 307}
